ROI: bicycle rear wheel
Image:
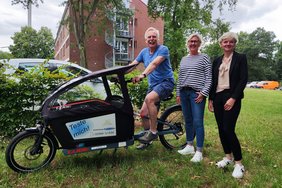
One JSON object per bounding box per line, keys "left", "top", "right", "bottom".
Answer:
{"left": 5, "top": 130, "right": 57, "bottom": 173}
{"left": 158, "top": 105, "right": 186, "bottom": 150}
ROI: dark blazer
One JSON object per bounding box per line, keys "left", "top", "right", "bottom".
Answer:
{"left": 209, "top": 51, "right": 248, "bottom": 100}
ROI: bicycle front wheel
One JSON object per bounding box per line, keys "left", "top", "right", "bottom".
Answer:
{"left": 158, "top": 105, "right": 186, "bottom": 150}
{"left": 5, "top": 130, "right": 57, "bottom": 173}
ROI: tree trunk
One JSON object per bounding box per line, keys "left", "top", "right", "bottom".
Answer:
{"left": 78, "top": 43, "right": 87, "bottom": 68}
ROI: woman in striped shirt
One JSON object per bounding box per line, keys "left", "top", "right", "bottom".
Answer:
{"left": 176, "top": 33, "right": 212, "bottom": 162}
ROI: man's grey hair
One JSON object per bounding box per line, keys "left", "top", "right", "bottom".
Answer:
{"left": 144, "top": 27, "right": 160, "bottom": 40}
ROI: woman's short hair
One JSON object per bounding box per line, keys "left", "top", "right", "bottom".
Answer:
{"left": 185, "top": 33, "right": 203, "bottom": 51}
{"left": 186, "top": 33, "right": 203, "bottom": 45}
{"left": 218, "top": 32, "right": 239, "bottom": 44}
{"left": 144, "top": 27, "right": 160, "bottom": 40}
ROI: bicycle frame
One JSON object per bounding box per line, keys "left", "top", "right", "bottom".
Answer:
{"left": 133, "top": 110, "right": 182, "bottom": 138}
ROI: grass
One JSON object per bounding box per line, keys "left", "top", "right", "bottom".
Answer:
{"left": 0, "top": 88, "right": 281, "bottom": 188}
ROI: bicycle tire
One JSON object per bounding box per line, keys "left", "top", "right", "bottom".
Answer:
{"left": 158, "top": 105, "right": 186, "bottom": 150}
{"left": 5, "top": 130, "right": 57, "bottom": 173}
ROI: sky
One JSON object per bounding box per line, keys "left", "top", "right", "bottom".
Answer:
{"left": 214, "top": 0, "right": 282, "bottom": 39}
{"left": 0, "top": 0, "right": 65, "bottom": 52}
{"left": 0, "top": 0, "right": 282, "bottom": 52}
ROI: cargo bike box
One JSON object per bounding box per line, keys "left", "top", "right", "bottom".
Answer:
{"left": 42, "top": 65, "right": 136, "bottom": 151}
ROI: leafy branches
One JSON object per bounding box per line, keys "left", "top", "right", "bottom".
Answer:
{"left": 9, "top": 26, "right": 54, "bottom": 58}
{"left": 65, "top": 0, "right": 129, "bottom": 68}
{"left": 11, "top": 0, "right": 43, "bottom": 8}
{"left": 147, "top": 0, "right": 237, "bottom": 69}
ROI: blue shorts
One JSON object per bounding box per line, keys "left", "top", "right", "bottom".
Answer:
{"left": 147, "top": 79, "right": 174, "bottom": 100}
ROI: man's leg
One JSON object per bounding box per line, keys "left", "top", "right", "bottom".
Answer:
{"left": 140, "top": 102, "right": 150, "bottom": 130}
{"left": 136, "top": 102, "right": 153, "bottom": 149}
{"left": 144, "top": 91, "right": 159, "bottom": 133}
{"left": 138, "top": 91, "right": 159, "bottom": 143}
{"left": 139, "top": 80, "right": 174, "bottom": 143}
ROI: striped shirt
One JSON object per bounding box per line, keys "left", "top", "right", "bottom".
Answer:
{"left": 176, "top": 53, "right": 212, "bottom": 97}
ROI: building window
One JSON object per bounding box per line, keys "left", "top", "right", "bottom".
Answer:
{"left": 115, "top": 40, "right": 129, "bottom": 60}
{"left": 116, "top": 18, "right": 129, "bottom": 37}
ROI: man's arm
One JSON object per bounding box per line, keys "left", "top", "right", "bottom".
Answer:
{"left": 141, "top": 56, "right": 165, "bottom": 76}
{"left": 126, "top": 60, "right": 139, "bottom": 74}
{"left": 132, "top": 56, "right": 165, "bottom": 83}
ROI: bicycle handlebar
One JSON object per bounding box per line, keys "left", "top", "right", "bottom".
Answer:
{"left": 109, "top": 76, "right": 143, "bottom": 84}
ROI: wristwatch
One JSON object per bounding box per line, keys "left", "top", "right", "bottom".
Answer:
{"left": 142, "top": 73, "right": 146, "bottom": 78}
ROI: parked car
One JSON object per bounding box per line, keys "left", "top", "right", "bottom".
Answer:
{"left": 246, "top": 81, "right": 259, "bottom": 88}
{"left": 0, "top": 58, "right": 107, "bottom": 99}
{"left": 0, "top": 58, "right": 91, "bottom": 76}
{"left": 256, "top": 81, "right": 279, "bottom": 90}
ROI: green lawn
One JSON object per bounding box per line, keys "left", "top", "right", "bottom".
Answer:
{"left": 0, "top": 88, "right": 281, "bottom": 187}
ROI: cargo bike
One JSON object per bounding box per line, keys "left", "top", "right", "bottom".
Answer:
{"left": 5, "top": 64, "right": 186, "bottom": 173}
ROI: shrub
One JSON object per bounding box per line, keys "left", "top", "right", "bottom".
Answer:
{"left": 0, "top": 65, "right": 71, "bottom": 137}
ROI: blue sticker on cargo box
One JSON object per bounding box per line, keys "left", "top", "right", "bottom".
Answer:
{"left": 66, "top": 114, "right": 116, "bottom": 140}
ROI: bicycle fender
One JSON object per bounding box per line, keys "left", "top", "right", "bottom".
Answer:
{"left": 25, "top": 127, "right": 38, "bottom": 131}
{"left": 24, "top": 128, "right": 59, "bottom": 149}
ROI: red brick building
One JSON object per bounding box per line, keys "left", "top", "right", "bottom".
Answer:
{"left": 54, "top": 0, "right": 164, "bottom": 71}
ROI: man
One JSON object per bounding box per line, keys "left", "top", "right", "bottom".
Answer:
{"left": 130, "top": 27, "right": 174, "bottom": 149}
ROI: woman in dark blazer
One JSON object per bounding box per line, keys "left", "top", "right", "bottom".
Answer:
{"left": 208, "top": 32, "right": 248, "bottom": 179}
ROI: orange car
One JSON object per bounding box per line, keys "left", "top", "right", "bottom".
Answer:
{"left": 256, "top": 81, "right": 280, "bottom": 90}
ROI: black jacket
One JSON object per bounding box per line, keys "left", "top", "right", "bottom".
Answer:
{"left": 209, "top": 51, "right": 248, "bottom": 100}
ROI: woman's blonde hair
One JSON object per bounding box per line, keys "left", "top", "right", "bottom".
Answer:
{"left": 218, "top": 32, "right": 239, "bottom": 44}
{"left": 185, "top": 33, "right": 203, "bottom": 51}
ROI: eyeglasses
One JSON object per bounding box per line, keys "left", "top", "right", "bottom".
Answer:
{"left": 188, "top": 40, "right": 199, "bottom": 44}
{"left": 147, "top": 35, "right": 157, "bottom": 39}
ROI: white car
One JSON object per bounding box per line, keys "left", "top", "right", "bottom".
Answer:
{"left": 246, "top": 81, "right": 259, "bottom": 88}
{"left": 0, "top": 58, "right": 91, "bottom": 76}
{"left": 0, "top": 58, "right": 107, "bottom": 99}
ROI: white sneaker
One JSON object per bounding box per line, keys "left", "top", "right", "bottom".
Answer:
{"left": 177, "top": 145, "right": 195, "bottom": 155}
{"left": 190, "top": 151, "right": 203, "bottom": 163}
{"left": 232, "top": 164, "right": 245, "bottom": 179}
{"left": 216, "top": 157, "right": 233, "bottom": 168}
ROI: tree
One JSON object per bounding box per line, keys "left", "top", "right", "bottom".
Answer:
{"left": 9, "top": 26, "right": 54, "bottom": 58}
{"left": 0, "top": 51, "right": 13, "bottom": 59}
{"left": 64, "top": 0, "right": 129, "bottom": 68}
{"left": 203, "top": 19, "right": 231, "bottom": 61}
{"left": 11, "top": 0, "right": 43, "bottom": 8}
{"left": 37, "top": 27, "right": 55, "bottom": 58}
{"left": 203, "top": 26, "right": 280, "bottom": 81}
{"left": 11, "top": 0, "right": 44, "bottom": 27}
{"left": 274, "top": 42, "right": 282, "bottom": 81}
{"left": 236, "top": 28, "right": 279, "bottom": 81}
{"left": 147, "top": 0, "right": 238, "bottom": 69}
{"left": 206, "top": 19, "right": 231, "bottom": 43}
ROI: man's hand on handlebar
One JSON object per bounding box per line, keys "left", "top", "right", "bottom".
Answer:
{"left": 132, "top": 74, "right": 146, "bottom": 84}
